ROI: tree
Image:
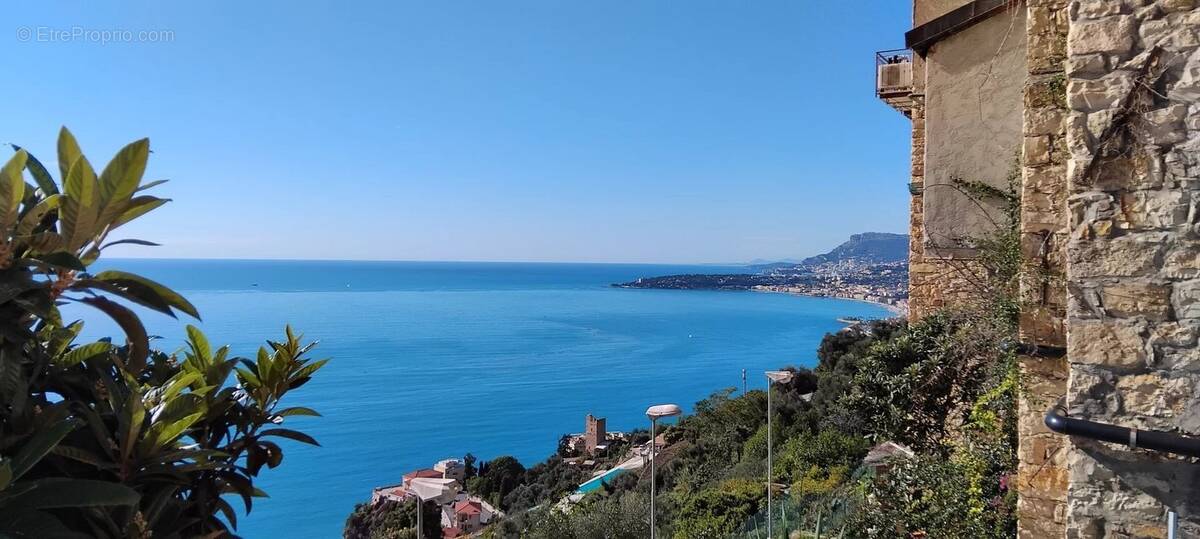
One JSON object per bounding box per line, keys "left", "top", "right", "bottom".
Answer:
{"left": 472, "top": 455, "right": 526, "bottom": 509}
{"left": 0, "top": 128, "right": 325, "bottom": 537}
{"left": 344, "top": 498, "right": 441, "bottom": 539}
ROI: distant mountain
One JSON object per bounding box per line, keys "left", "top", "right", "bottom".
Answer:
{"left": 798, "top": 232, "right": 908, "bottom": 267}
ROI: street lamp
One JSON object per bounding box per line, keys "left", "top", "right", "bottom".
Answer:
{"left": 646, "top": 403, "right": 682, "bottom": 539}
{"left": 765, "top": 370, "right": 794, "bottom": 539}
{"left": 408, "top": 477, "right": 456, "bottom": 539}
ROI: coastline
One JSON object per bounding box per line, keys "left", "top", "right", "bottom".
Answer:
{"left": 749, "top": 286, "right": 907, "bottom": 317}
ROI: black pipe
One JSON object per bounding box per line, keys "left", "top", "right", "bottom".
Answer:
{"left": 1045, "top": 404, "right": 1200, "bottom": 458}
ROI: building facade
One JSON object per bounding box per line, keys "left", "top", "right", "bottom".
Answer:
{"left": 884, "top": 0, "right": 1200, "bottom": 536}
{"left": 584, "top": 413, "right": 607, "bottom": 455}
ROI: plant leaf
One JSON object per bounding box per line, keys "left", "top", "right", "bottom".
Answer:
{"left": 109, "top": 195, "right": 169, "bottom": 230}
{"left": 61, "top": 153, "right": 98, "bottom": 251}
{"left": 56, "top": 127, "right": 82, "bottom": 186}
{"left": 56, "top": 341, "right": 113, "bottom": 367}
{"left": 10, "top": 144, "right": 59, "bottom": 195}
{"left": 259, "top": 428, "right": 320, "bottom": 446}
{"left": 274, "top": 406, "right": 321, "bottom": 418}
{"left": 0, "top": 151, "right": 28, "bottom": 231}
{"left": 78, "top": 296, "right": 148, "bottom": 372}
{"left": 16, "top": 194, "right": 60, "bottom": 238}
{"left": 99, "top": 238, "right": 160, "bottom": 250}
{"left": 97, "top": 138, "right": 149, "bottom": 226}
{"left": 10, "top": 418, "right": 76, "bottom": 481}
{"left": 4, "top": 478, "right": 139, "bottom": 510}
{"left": 26, "top": 252, "right": 85, "bottom": 271}
{"left": 90, "top": 270, "right": 199, "bottom": 319}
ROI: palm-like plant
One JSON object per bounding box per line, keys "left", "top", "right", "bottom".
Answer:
{"left": 0, "top": 128, "right": 326, "bottom": 537}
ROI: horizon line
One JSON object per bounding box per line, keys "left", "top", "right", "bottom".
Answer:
{"left": 100, "top": 256, "right": 760, "bottom": 267}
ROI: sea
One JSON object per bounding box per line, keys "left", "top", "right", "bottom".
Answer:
{"left": 64, "top": 259, "right": 892, "bottom": 537}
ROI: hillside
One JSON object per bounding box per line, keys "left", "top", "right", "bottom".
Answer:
{"left": 797, "top": 232, "right": 908, "bottom": 267}
{"left": 615, "top": 232, "right": 909, "bottom": 308}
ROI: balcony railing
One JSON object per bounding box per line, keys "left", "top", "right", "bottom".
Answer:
{"left": 875, "top": 49, "right": 914, "bottom": 116}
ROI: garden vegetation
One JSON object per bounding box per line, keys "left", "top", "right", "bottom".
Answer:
{"left": 0, "top": 129, "right": 325, "bottom": 538}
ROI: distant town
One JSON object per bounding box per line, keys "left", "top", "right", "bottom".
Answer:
{"left": 614, "top": 232, "right": 909, "bottom": 313}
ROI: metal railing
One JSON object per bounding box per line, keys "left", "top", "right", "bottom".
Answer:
{"left": 874, "top": 49, "right": 913, "bottom": 105}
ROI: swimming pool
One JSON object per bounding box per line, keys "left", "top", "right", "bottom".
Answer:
{"left": 576, "top": 467, "right": 630, "bottom": 494}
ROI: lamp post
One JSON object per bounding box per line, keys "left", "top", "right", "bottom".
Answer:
{"left": 408, "top": 477, "right": 455, "bottom": 539}
{"left": 765, "top": 370, "right": 794, "bottom": 539}
{"left": 646, "top": 403, "right": 682, "bottom": 539}
{"left": 414, "top": 493, "right": 425, "bottom": 539}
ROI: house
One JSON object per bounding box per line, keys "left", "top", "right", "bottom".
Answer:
{"left": 402, "top": 468, "right": 443, "bottom": 487}
{"left": 880, "top": 0, "right": 1200, "bottom": 535}
{"left": 862, "top": 441, "right": 915, "bottom": 476}
{"left": 434, "top": 458, "right": 465, "bottom": 482}
{"left": 440, "top": 493, "right": 502, "bottom": 537}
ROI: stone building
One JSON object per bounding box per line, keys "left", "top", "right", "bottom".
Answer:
{"left": 584, "top": 413, "right": 607, "bottom": 455}
{"left": 879, "top": 0, "right": 1200, "bottom": 536}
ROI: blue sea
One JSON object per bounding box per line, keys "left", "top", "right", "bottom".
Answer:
{"left": 64, "top": 260, "right": 891, "bottom": 537}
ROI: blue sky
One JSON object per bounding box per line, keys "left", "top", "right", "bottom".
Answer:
{"left": 6, "top": 1, "right": 912, "bottom": 264}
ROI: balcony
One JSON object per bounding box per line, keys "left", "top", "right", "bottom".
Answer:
{"left": 875, "top": 49, "right": 914, "bottom": 116}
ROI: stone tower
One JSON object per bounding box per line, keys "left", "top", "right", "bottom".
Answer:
{"left": 584, "top": 414, "right": 606, "bottom": 455}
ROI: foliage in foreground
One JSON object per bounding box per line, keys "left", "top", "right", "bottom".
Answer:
{"left": 0, "top": 129, "right": 325, "bottom": 537}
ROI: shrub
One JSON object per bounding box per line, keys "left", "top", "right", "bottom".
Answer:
{"left": 672, "top": 478, "right": 763, "bottom": 539}
{"left": 0, "top": 129, "right": 324, "bottom": 537}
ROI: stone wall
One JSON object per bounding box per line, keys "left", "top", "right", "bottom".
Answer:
{"left": 1016, "top": 1, "right": 1071, "bottom": 537}
{"left": 908, "top": 1, "right": 1027, "bottom": 320}
{"left": 1062, "top": 0, "right": 1200, "bottom": 536}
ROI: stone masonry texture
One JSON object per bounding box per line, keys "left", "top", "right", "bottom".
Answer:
{"left": 1018, "top": 1, "right": 1071, "bottom": 537}
{"left": 1062, "top": 0, "right": 1200, "bottom": 537}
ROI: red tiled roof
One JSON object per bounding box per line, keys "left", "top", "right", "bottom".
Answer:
{"left": 403, "top": 468, "right": 443, "bottom": 481}
{"left": 454, "top": 500, "right": 482, "bottom": 515}
{"left": 442, "top": 527, "right": 463, "bottom": 538}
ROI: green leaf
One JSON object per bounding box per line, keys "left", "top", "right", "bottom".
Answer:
{"left": 259, "top": 428, "right": 320, "bottom": 446}
{"left": 10, "top": 419, "right": 76, "bottom": 481}
{"left": 146, "top": 411, "right": 204, "bottom": 451}
{"left": 274, "top": 406, "right": 321, "bottom": 418}
{"left": 235, "top": 367, "right": 261, "bottom": 388}
{"left": 0, "top": 151, "right": 28, "bottom": 231}
{"left": 10, "top": 145, "right": 59, "bottom": 196}
{"left": 4, "top": 478, "right": 139, "bottom": 510}
{"left": 49, "top": 446, "right": 111, "bottom": 469}
{"left": 55, "top": 128, "right": 81, "bottom": 187}
{"left": 26, "top": 252, "right": 85, "bottom": 271}
{"left": 186, "top": 325, "right": 211, "bottom": 363}
{"left": 135, "top": 179, "right": 168, "bottom": 192}
{"left": 78, "top": 296, "right": 148, "bottom": 372}
{"left": 99, "top": 238, "right": 160, "bottom": 250}
{"left": 61, "top": 153, "right": 98, "bottom": 251}
{"left": 97, "top": 138, "right": 149, "bottom": 226}
{"left": 73, "top": 278, "right": 174, "bottom": 317}
{"left": 16, "top": 194, "right": 60, "bottom": 237}
{"left": 56, "top": 341, "right": 113, "bottom": 367}
{"left": 90, "top": 270, "right": 199, "bottom": 319}
{"left": 109, "top": 195, "right": 168, "bottom": 230}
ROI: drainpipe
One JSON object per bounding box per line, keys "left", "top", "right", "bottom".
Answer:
{"left": 1044, "top": 402, "right": 1199, "bottom": 538}
{"left": 1043, "top": 403, "right": 1200, "bottom": 457}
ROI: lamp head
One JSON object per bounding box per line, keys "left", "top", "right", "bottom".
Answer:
{"left": 765, "top": 370, "right": 794, "bottom": 384}
{"left": 646, "top": 403, "right": 682, "bottom": 419}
